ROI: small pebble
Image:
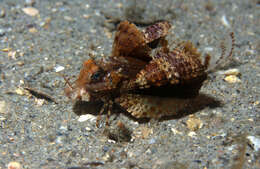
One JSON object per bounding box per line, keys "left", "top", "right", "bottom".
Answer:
{"left": 186, "top": 116, "right": 203, "bottom": 131}
{"left": 247, "top": 136, "right": 260, "bottom": 151}
{"left": 102, "top": 146, "right": 109, "bottom": 152}
{"left": 148, "top": 138, "right": 156, "bottom": 144}
{"left": 78, "top": 114, "right": 96, "bottom": 122}
{"left": 35, "top": 98, "right": 45, "bottom": 106}
{"left": 245, "top": 49, "right": 255, "bottom": 55}
{"left": 0, "top": 28, "right": 5, "bottom": 36}
{"left": 51, "top": 8, "right": 57, "bottom": 13}
{"left": 104, "top": 28, "right": 112, "bottom": 39}
{"left": 25, "top": 0, "right": 36, "bottom": 6}
{"left": 0, "top": 115, "right": 6, "bottom": 121}
{"left": 219, "top": 68, "right": 240, "bottom": 76}
{"left": 22, "top": 7, "right": 39, "bottom": 16}
{"left": 59, "top": 7, "right": 67, "bottom": 12}
{"left": 145, "top": 149, "right": 152, "bottom": 154}
{"left": 102, "top": 153, "right": 113, "bottom": 162}
{"left": 17, "top": 61, "right": 25, "bottom": 66}
{"left": 40, "top": 17, "right": 52, "bottom": 29}
{"left": 0, "top": 100, "right": 7, "bottom": 114}
{"left": 19, "top": 80, "right": 24, "bottom": 85}
{"left": 8, "top": 161, "right": 22, "bottom": 169}
{"left": 204, "top": 47, "right": 214, "bottom": 52}
{"left": 227, "top": 144, "right": 237, "bottom": 151}
{"left": 55, "top": 136, "right": 63, "bottom": 144}
{"left": 0, "top": 8, "right": 5, "bottom": 18}
{"left": 8, "top": 51, "right": 18, "bottom": 59}
{"left": 1, "top": 48, "right": 12, "bottom": 52}
{"left": 248, "top": 118, "right": 253, "bottom": 122}
{"left": 85, "top": 126, "right": 92, "bottom": 131}
{"left": 64, "top": 16, "right": 74, "bottom": 22}
{"left": 54, "top": 65, "right": 65, "bottom": 72}
{"left": 28, "top": 27, "right": 38, "bottom": 33}
{"left": 134, "top": 126, "right": 153, "bottom": 139}
{"left": 59, "top": 125, "right": 68, "bottom": 131}
{"left": 224, "top": 75, "right": 241, "bottom": 83}
{"left": 171, "top": 128, "right": 182, "bottom": 135}
{"left": 107, "top": 139, "right": 116, "bottom": 144}
{"left": 56, "top": 2, "right": 64, "bottom": 6}
{"left": 82, "top": 14, "right": 90, "bottom": 19}
{"left": 188, "top": 131, "right": 197, "bottom": 138}
{"left": 15, "top": 88, "right": 26, "bottom": 96}
{"left": 221, "top": 15, "right": 230, "bottom": 28}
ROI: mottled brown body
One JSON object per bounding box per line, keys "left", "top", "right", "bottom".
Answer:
{"left": 65, "top": 20, "right": 233, "bottom": 119}
{"left": 134, "top": 42, "right": 209, "bottom": 88}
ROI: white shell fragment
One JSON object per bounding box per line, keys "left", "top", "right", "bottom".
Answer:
{"left": 247, "top": 136, "right": 260, "bottom": 151}
{"left": 78, "top": 114, "right": 96, "bottom": 122}
{"left": 54, "top": 65, "right": 65, "bottom": 72}
{"left": 22, "top": 7, "right": 39, "bottom": 16}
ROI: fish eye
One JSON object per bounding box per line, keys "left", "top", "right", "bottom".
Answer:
{"left": 91, "top": 70, "right": 104, "bottom": 82}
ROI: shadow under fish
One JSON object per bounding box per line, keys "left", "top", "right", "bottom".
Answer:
{"left": 72, "top": 92, "right": 221, "bottom": 122}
